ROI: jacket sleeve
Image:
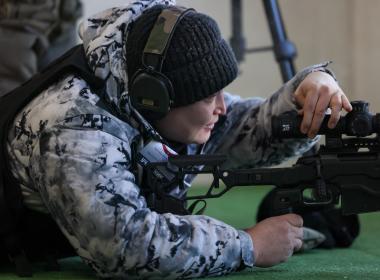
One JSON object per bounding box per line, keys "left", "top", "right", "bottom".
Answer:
{"left": 205, "top": 63, "right": 334, "bottom": 168}
{"left": 30, "top": 124, "right": 254, "bottom": 279}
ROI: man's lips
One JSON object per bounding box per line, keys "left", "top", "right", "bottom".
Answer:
{"left": 205, "top": 123, "right": 216, "bottom": 130}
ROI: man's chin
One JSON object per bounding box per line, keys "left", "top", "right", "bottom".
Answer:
{"left": 192, "top": 133, "right": 211, "bottom": 145}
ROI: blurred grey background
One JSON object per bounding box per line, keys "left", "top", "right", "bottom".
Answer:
{"left": 81, "top": 0, "right": 380, "bottom": 112}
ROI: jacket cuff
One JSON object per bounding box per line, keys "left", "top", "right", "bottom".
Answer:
{"left": 237, "top": 230, "right": 255, "bottom": 270}
{"left": 291, "top": 61, "right": 337, "bottom": 89}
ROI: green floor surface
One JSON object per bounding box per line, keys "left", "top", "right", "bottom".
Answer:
{"left": 1, "top": 186, "right": 379, "bottom": 279}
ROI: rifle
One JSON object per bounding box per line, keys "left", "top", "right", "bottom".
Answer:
{"left": 143, "top": 100, "right": 380, "bottom": 216}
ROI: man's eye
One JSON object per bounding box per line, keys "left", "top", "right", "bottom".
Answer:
{"left": 204, "top": 95, "right": 216, "bottom": 103}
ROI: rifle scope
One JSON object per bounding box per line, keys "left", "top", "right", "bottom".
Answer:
{"left": 272, "top": 100, "right": 380, "bottom": 138}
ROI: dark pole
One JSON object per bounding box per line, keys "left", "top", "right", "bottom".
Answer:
{"left": 229, "top": 0, "right": 246, "bottom": 63}
{"left": 262, "top": 0, "right": 297, "bottom": 82}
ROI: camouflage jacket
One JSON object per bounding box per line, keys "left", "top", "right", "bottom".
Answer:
{"left": 7, "top": 0, "right": 324, "bottom": 279}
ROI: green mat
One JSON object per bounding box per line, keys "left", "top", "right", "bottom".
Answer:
{"left": 1, "top": 186, "right": 379, "bottom": 279}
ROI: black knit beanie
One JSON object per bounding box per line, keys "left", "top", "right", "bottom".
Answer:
{"left": 126, "top": 5, "right": 238, "bottom": 107}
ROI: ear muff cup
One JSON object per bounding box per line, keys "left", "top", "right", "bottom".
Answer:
{"left": 130, "top": 69, "right": 174, "bottom": 120}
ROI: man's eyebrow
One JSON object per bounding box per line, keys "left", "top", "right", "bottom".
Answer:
{"left": 208, "top": 91, "right": 221, "bottom": 98}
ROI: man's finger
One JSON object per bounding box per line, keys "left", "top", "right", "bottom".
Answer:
{"left": 308, "top": 86, "right": 331, "bottom": 137}
{"left": 328, "top": 93, "right": 342, "bottom": 128}
{"left": 293, "top": 238, "right": 303, "bottom": 252}
{"left": 285, "top": 214, "right": 303, "bottom": 227}
{"left": 301, "top": 87, "right": 319, "bottom": 134}
{"left": 342, "top": 94, "right": 353, "bottom": 112}
{"left": 292, "top": 226, "right": 304, "bottom": 240}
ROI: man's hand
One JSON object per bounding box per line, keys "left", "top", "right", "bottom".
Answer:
{"left": 294, "top": 71, "right": 352, "bottom": 138}
{"left": 245, "top": 214, "right": 303, "bottom": 267}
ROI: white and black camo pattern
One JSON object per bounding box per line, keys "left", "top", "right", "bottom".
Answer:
{"left": 6, "top": 0, "right": 331, "bottom": 278}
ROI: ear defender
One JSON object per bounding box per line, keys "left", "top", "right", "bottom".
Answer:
{"left": 129, "top": 7, "right": 194, "bottom": 120}
{"left": 129, "top": 68, "right": 174, "bottom": 120}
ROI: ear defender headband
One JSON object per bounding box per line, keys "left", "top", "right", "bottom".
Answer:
{"left": 129, "top": 6, "right": 194, "bottom": 120}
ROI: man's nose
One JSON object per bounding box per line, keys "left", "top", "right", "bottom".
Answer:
{"left": 215, "top": 91, "right": 226, "bottom": 115}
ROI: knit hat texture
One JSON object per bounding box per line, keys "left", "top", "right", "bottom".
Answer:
{"left": 126, "top": 5, "right": 238, "bottom": 107}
